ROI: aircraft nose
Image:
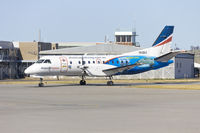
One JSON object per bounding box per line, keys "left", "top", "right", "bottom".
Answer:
{"left": 24, "top": 67, "right": 31, "bottom": 75}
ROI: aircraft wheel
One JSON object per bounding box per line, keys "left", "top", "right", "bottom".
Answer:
{"left": 107, "top": 81, "right": 114, "bottom": 86}
{"left": 38, "top": 83, "right": 44, "bottom": 87}
{"left": 80, "top": 80, "right": 86, "bottom": 85}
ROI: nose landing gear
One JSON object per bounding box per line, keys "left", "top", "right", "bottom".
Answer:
{"left": 38, "top": 78, "right": 44, "bottom": 87}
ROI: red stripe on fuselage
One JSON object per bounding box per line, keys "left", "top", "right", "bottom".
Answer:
{"left": 104, "top": 56, "right": 120, "bottom": 63}
{"left": 154, "top": 36, "right": 172, "bottom": 47}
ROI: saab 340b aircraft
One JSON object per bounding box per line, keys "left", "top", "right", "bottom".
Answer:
{"left": 25, "top": 26, "right": 182, "bottom": 87}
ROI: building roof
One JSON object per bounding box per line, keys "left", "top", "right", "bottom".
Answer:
{"left": 57, "top": 42, "right": 104, "bottom": 47}
{"left": 176, "top": 53, "right": 194, "bottom": 59}
{"left": 0, "top": 41, "right": 14, "bottom": 49}
{"left": 115, "top": 31, "right": 136, "bottom": 36}
{"left": 40, "top": 44, "right": 142, "bottom": 55}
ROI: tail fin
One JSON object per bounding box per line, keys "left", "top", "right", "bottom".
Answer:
{"left": 152, "top": 26, "right": 174, "bottom": 47}
{"left": 122, "top": 26, "right": 175, "bottom": 57}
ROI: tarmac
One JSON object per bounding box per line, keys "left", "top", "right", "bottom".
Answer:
{"left": 0, "top": 83, "right": 200, "bottom": 133}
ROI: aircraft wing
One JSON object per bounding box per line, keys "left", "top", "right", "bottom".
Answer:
{"left": 155, "top": 51, "right": 185, "bottom": 62}
{"left": 102, "top": 63, "right": 141, "bottom": 76}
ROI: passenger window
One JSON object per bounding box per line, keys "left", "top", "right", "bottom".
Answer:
{"left": 44, "top": 59, "right": 51, "bottom": 64}
{"left": 78, "top": 61, "right": 81, "bottom": 64}
{"left": 88, "top": 61, "right": 90, "bottom": 64}
{"left": 98, "top": 61, "right": 100, "bottom": 64}
{"left": 112, "top": 61, "right": 114, "bottom": 64}
{"left": 93, "top": 61, "right": 95, "bottom": 64}
{"left": 70, "top": 61, "right": 72, "bottom": 64}
{"left": 117, "top": 61, "right": 119, "bottom": 64}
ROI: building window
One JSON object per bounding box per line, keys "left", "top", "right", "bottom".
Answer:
{"left": 116, "top": 36, "right": 120, "bottom": 42}
{"left": 122, "top": 36, "right": 126, "bottom": 42}
{"left": 127, "top": 36, "right": 131, "bottom": 42}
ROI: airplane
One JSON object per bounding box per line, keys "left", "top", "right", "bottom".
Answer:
{"left": 25, "top": 25, "right": 182, "bottom": 87}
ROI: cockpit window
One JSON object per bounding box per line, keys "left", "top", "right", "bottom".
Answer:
{"left": 44, "top": 59, "right": 51, "bottom": 64}
{"left": 36, "top": 59, "right": 45, "bottom": 63}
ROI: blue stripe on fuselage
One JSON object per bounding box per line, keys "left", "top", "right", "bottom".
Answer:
{"left": 105, "top": 55, "right": 173, "bottom": 75}
{"left": 105, "top": 55, "right": 146, "bottom": 66}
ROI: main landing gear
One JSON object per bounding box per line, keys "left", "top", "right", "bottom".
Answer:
{"left": 107, "top": 76, "right": 114, "bottom": 86}
{"left": 38, "top": 78, "right": 44, "bottom": 87}
{"left": 79, "top": 76, "right": 114, "bottom": 86}
{"left": 80, "top": 76, "right": 86, "bottom": 85}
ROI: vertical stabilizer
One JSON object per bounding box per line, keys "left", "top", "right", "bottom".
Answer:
{"left": 152, "top": 26, "right": 174, "bottom": 47}
{"left": 122, "top": 26, "right": 175, "bottom": 57}
{"left": 150, "top": 26, "right": 174, "bottom": 57}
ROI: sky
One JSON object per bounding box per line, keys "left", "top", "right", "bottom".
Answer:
{"left": 0, "top": 0, "right": 200, "bottom": 50}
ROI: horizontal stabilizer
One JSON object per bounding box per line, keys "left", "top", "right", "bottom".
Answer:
{"left": 155, "top": 51, "right": 185, "bottom": 62}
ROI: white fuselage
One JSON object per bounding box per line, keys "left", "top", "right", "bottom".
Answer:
{"left": 25, "top": 55, "right": 116, "bottom": 77}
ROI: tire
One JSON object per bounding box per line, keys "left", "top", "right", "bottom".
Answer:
{"left": 80, "top": 80, "right": 86, "bottom": 85}
{"left": 38, "top": 83, "right": 44, "bottom": 87}
{"left": 107, "top": 81, "right": 113, "bottom": 86}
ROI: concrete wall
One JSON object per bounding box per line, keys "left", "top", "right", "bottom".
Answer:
{"left": 18, "top": 42, "right": 56, "bottom": 61}
{"left": 190, "top": 50, "right": 200, "bottom": 64}
{"left": 115, "top": 62, "right": 175, "bottom": 79}
{"left": 19, "top": 42, "right": 39, "bottom": 60}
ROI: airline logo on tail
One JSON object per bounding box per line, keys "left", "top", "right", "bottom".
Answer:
{"left": 152, "top": 26, "right": 174, "bottom": 47}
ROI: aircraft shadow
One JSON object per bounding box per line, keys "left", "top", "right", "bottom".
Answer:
{"left": 29, "top": 81, "right": 199, "bottom": 88}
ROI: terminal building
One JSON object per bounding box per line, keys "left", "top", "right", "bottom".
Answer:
{"left": 115, "top": 30, "right": 139, "bottom": 46}
{"left": 0, "top": 41, "right": 58, "bottom": 79}
{"left": 0, "top": 41, "right": 18, "bottom": 79}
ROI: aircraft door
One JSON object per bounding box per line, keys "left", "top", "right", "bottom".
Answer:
{"left": 59, "top": 57, "right": 68, "bottom": 73}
